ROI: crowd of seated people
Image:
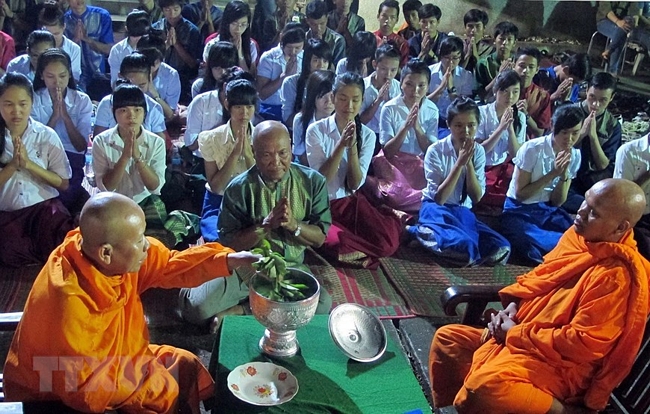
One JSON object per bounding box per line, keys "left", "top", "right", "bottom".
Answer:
{"left": 4, "top": 0, "right": 645, "bottom": 335}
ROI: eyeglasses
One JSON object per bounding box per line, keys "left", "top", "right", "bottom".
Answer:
{"left": 230, "top": 21, "right": 249, "bottom": 29}
{"left": 443, "top": 55, "right": 462, "bottom": 62}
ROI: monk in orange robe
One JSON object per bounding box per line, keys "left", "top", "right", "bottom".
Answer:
{"left": 429, "top": 178, "right": 650, "bottom": 413}
{"left": 3, "top": 192, "right": 260, "bottom": 413}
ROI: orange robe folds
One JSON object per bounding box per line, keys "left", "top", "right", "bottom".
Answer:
{"left": 3, "top": 230, "right": 235, "bottom": 413}
{"left": 430, "top": 227, "right": 650, "bottom": 413}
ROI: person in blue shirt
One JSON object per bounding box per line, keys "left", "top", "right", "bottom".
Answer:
{"left": 6, "top": 30, "right": 54, "bottom": 81}
{"left": 534, "top": 53, "right": 591, "bottom": 106}
{"left": 182, "top": 0, "right": 223, "bottom": 42}
{"left": 64, "top": 0, "right": 114, "bottom": 100}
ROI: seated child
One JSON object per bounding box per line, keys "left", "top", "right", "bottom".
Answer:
{"left": 500, "top": 104, "right": 583, "bottom": 264}
{"left": 460, "top": 9, "right": 493, "bottom": 72}
{"left": 473, "top": 70, "right": 526, "bottom": 213}
{"left": 0, "top": 72, "right": 74, "bottom": 267}
{"left": 193, "top": 40, "right": 238, "bottom": 98}
{"left": 373, "top": 0, "right": 409, "bottom": 66}
{"left": 304, "top": 0, "right": 345, "bottom": 66}
{"left": 198, "top": 79, "right": 257, "bottom": 242}
{"left": 563, "top": 72, "right": 620, "bottom": 213}
{"left": 475, "top": 21, "right": 518, "bottom": 102}
{"left": 513, "top": 47, "right": 551, "bottom": 139}
{"left": 327, "top": 0, "right": 365, "bottom": 50}
{"left": 359, "top": 43, "right": 401, "bottom": 148}
{"left": 408, "top": 3, "right": 446, "bottom": 66}
{"left": 306, "top": 72, "right": 402, "bottom": 267}
{"left": 31, "top": 49, "right": 93, "bottom": 215}
{"left": 39, "top": 2, "right": 80, "bottom": 82}
{"left": 534, "top": 52, "right": 591, "bottom": 105}
{"left": 410, "top": 97, "right": 511, "bottom": 266}
{"left": 257, "top": 24, "right": 305, "bottom": 122}
{"left": 335, "top": 30, "right": 376, "bottom": 77}
{"left": 427, "top": 36, "right": 474, "bottom": 132}
{"left": 293, "top": 69, "right": 335, "bottom": 165}
{"left": 108, "top": 10, "right": 150, "bottom": 87}
{"left": 367, "top": 59, "right": 438, "bottom": 213}
{"left": 210, "top": 0, "right": 259, "bottom": 75}
{"left": 397, "top": 0, "right": 421, "bottom": 41}
{"left": 92, "top": 83, "right": 198, "bottom": 248}
{"left": 6, "top": 30, "right": 54, "bottom": 81}
{"left": 93, "top": 54, "right": 167, "bottom": 140}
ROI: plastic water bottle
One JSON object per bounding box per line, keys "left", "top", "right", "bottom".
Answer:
{"left": 171, "top": 145, "right": 182, "bottom": 170}
{"left": 85, "top": 147, "right": 95, "bottom": 187}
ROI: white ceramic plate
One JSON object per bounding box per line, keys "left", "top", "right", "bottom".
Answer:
{"left": 227, "top": 362, "right": 299, "bottom": 406}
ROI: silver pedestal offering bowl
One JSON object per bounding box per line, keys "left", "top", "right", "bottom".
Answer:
{"left": 249, "top": 268, "right": 321, "bottom": 357}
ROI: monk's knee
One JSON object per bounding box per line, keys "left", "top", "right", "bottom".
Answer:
{"left": 455, "top": 377, "right": 554, "bottom": 414}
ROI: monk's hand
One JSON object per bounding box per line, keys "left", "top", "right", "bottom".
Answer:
{"left": 489, "top": 311, "right": 517, "bottom": 344}
{"left": 226, "top": 251, "right": 263, "bottom": 272}
{"left": 503, "top": 301, "right": 518, "bottom": 320}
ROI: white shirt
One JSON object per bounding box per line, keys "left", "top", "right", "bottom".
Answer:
{"left": 306, "top": 114, "right": 375, "bottom": 200}
{"left": 92, "top": 126, "right": 167, "bottom": 203}
{"left": 614, "top": 135, "right": 650, "bottom": 215}
{"left": 94, "top": 93, "right": 167, "bottom": 134}
{"left": 361, "top": 74, "right": 400, "bottom": 132}
{"left": 506, "top": 134, "right": 581, "bottom": 204}
{"left": 6, "top": 54, "right": 34, "bottom": 81}
{"left": 153, "top": 62, "right": 181, "bottom": 111}
{"left": 475, "top": 102, "right": 527, "bottom": 167}
{"left": 203, "top": 36, "right": 259, "bottom": 65}
{"left": 292, "top": 112, "right": 315, "bottom": 158}
{"left": 0, "top": 119, "right": 71, "bottom": 211}
{"left": 185, "top": 89, "right": 224, "bottom": 157}
{"left": 423, "top": 135, "right": 486, "bottom": 208}
{"left": 31, "top": 88, "right": 93, "bottom": 154}
{"left": 61, "top": 36, "right": 82, "bottom": 82}
{"left": 108, "top": 37, "right": 136, "bottom": 87}
{"left": 257, "top": 45, "right": 304, "bottom": 106}
{"left": 335, "top": 58, "right": 347, "bottom": 77}
{"left": 428, "top": 62, "right": 474, "bottom": 118}
{"left": 280, "top": 73, "right": 300, "bottom": 123}
{"left": 379, "top": 95, "right": 439, "bottom": 155}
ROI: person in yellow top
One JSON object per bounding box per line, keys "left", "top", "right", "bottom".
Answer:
{"left": 3, "top": 192, "right": 260, "bottom": 413}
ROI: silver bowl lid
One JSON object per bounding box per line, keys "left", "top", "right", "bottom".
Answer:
{"left": 328, "top": 304, "right": 387, "bottom": 362}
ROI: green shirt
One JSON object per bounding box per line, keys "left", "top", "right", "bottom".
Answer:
{"left": 218, "top": 163, "right": 331, "bottom": 269}
{"left": 475, "top": 51, "right": 508, "bottom": 102}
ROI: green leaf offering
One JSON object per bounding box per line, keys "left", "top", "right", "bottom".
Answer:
{"left": 251, "top": 239, "right": 309, "bottom": 302}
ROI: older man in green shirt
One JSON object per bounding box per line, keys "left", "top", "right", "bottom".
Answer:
{"left": 178, "top": 121, "right": 332, "bottom": 331}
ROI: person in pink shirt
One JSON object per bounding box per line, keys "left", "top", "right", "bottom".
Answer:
{"left": 0, "top": 30, "right": 15, "bottom": 75}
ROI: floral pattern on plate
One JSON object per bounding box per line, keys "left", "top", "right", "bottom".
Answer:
{"left": 227, "top": 362, "right": 299, "bottom": 406}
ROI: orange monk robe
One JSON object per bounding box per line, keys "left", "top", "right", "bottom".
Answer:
{"left": 3, "top": 229, "right": 235, "bottom": 413}
{"left": 430, "top": 227, "right": 650, "bottom": 413}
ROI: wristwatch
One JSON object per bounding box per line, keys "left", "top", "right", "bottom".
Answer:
{"left": 293, "top": 224, "right": 302, "bottom": 237}
{"left": 448, "top": 86, "right": 457, "bottom": 94}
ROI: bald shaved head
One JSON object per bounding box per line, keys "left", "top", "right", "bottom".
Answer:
{"left": 79, "top": 193, "right": 149, "bottom": 275}
{"left": 575, "top": 178, "right": 646, "bottom": 243}
{"left": 252, "top": 120, "right": 292, "bottom": 185}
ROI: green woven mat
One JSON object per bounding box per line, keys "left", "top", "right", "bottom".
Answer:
{"left": 305, "top": 249, "right": 413, "bottom": 319}
{"left": 379, "top": 246, "right": 532, "bottom": 321}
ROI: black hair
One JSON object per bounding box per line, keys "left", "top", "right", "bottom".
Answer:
{"left": 137, "top": 46, "right": 164, "bottom": 68}
{"left": 306, "top": 0, "right": 328, "bottom": 20}
{"left": 375, "top": 42, "right": 400, "bottom": 63}
{"left": 333, "top": 72, "right": 365, "bottom": 154}
{"left": 439, "top": 36, "right": 464, "bottom": 59}
{"left": 463, "top": 9, "right": 488, "bottom": 26}
{"left": 347, "top": 31, "right": 376, "bottom": 75}
{"left": 125, "top": 9, "right": 150, "bottom": 38}
{"left": 493, "top": 69, "right": 523, "bottom": 136}
{"left": 400, "top": 59, "right": 431, "bottom": 84}
{"left": 515, "top": 47, "right": 541, "bottom": 66}
{"left": 27, "top": 30, "right": 55, "bottom": 50}
{"left": 32, "top": 48, "right": 77, "bottom": 91}
{"left": 589, "top": 71, "right": 617, "bottom": 92}
{"left": 294, "top": 38, "right": 332, "bottom": 113}
{"left": 38, "top": 1, "right": 65, "bottom": 27}
{"left": 564, "top": 53, "right": 591, "bottom": 82}
{"left": 226, "top": 78, "right": 258, "bottom": 108}
{"left": 137, "top": 32, "right": 166, "bottom": 59}
{"left": 200, "top": 41, "right": 238, "bottom": 94}
{"left": 378, "top": 0, "right": 400, "bottom": 19}
{"left": 552, "top": 103, "right": 584, "bottom": 135}
{"left": 219, "top": 1, "right": 253, "bottom": 69}
{"left": 418, "top": 3, "right": 441, "bottom": 20}
{"left": 112, "top": 82, "right": 147, "bottom": 121}
{"left": 158, "top": 0, "right": 184, "bottom": 9}
{"left": 402, "top": 0, "right": 422, "bottom": 17}
{"left": 119, "top": 53, "right": 151, "bottom": 78}
{"left": 281, "top": 26, "right": 306, "bottom": 47}
{"left": 219, "top": 67, "right": 256, "bottom": 124}
{"left": 0, "top": 73, "right": 34, "bottom": 159}
{"left": 301, "top": 70, "right": 335, "bottom": 143}
{"left": 446, "top": 96, "right": 480, "bottom": 125}
{"left": 494, "top": 21, "right": 519, "bottom": 40}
